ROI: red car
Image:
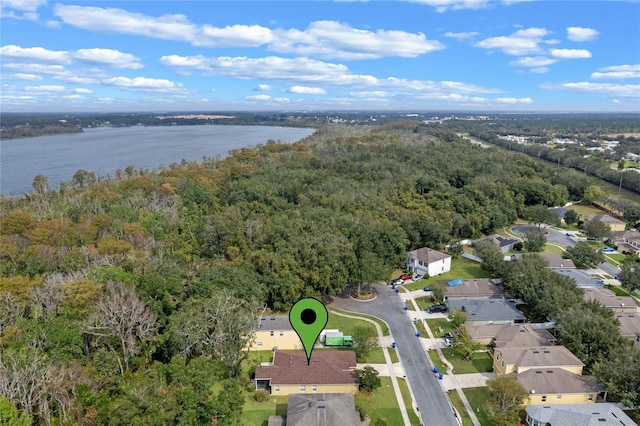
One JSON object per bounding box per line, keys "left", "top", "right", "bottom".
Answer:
{"left": 399, "top": 273, "right": 413, "bottom": 281}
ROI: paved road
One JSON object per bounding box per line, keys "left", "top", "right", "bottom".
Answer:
{"left": 331, "top": 285, "right": 459, "bottom": 426}
{"left": 510, "top": 225, "right": 620, "bottom": 276}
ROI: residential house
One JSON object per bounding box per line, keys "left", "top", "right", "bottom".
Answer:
{"left": 609, "top": 229, "right": 640, "bottom": 255}
{"left": 447, "top": 299, "right": 526, "bottom": 326}
{"left": 269, "top": 393, "right": 365, "bottom": 426}
{"left": 248, "top": 315, "right": 301, "bottom": 351}
{"left": 440, "top": 278, "right": 505, "bottom": 301}
{"left": 511, "top": 253, "right": 576, "bottom": 269}
{"left": 585, "top": 214, "right": 626, "bottom": 232}
{"left": 525, "top": 403, "right": 637, "bottom": 426}
{"left": 493, "top": 346, "right": 584, "bottom": 375}
{"left": 466, "top": 323, "right": 556, "bottom": 347}
{"left": 512, "top": 368, "right": 601, "bottom": 405}
{"left": 405, "top": 247, "right": 451, "bottom": 277}
{"left": 616, "top": 312, "right": 640, "bottom": 348}
{"left": 583, "top": 288, "right": 638, "bottom": 313}
{"left": 472, "top": 234, "right": 518, "bottom": 253}
{"left": 255, "top": 351, "right": 358, "bottom": 396}
{"left": 553, "top": 269, "right": 604, "bottom": 288}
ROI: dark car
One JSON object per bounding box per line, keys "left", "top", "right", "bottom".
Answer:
{"left": 427, "top": 304, "right": 448, "bottom": 314}
{"left": 444, "top": 332, "right": 454, "bottom": 340}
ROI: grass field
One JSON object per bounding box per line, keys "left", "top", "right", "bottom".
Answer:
{"left": 325, "top": 310, "right": 385, "bottom": 363}
{"left": 397, "top": 378, "right": 422, "bottom": 426}
{"left": 448, "top": 390, "right": 473, "bottom": 426}
{"left": 428, "top": 349, "right": 447, "bottom": 373}
{"left": 415, "top": 296, "right": 434, "bottom": 311}
{"left": 241, "top": 394, "right": 288, "bottom": 426}
{"left": 463, "top": 387, "right": 492, "bottom": 425}
{"left": 441, "top": 348, "right": 493, "bottom": 374}
{"left": 426, "top": 318, "right": 455, "bottom": 338}
{"left": 328, "top": 306, "right": 390, "bottom": 336}
{"left": 543, "top": 244, "right": 566, "bottom": 254}
{"left": 567, "top": 203, "right": 605, "bottom": 217}
{"left": 405, "top": 257, "right": 491, "bottom": 291}
{"left": 389, "top": 347, "right": 400, "bottom": 363}
{"left": 357, "top": 377, "right": 413, "bottom": 425}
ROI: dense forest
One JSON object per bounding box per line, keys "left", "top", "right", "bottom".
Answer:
{"left": 0, "top": 121, "right": 637, "bottom": 424}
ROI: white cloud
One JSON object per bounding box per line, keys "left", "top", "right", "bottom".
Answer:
{"left": 61, "top": 94, "right": 82, "bottom": 100}
{"left": 406, "top": 0, "right": 488, "bottom": 13}
{"left": 4, "top": 72, "right": 42, "bottom": 81}
{"left": 245, "top": 94, "right": 271, "bottom": 101}
{"left": 349, "top": 90, "right": 390, "bottom": 98}
{"left": 270, "top": 20, "right": 444, "bottom": 60}
{"left": 530, "top": 67, "right": 549, "bottom": 74}
{"left": 509, "top": 56, "right": 557, "bottom": 67}
{"left": 473, "top": 27, "right": 550, "bottom": 55}
{"left": 502, "top": 0, "right": 535, "bottom": 4}
{"left": 0, "top": 45, "right": 69, "bottom": 63}
{"left": 58, "top": 76, "right": 99, "bottom": 84}
{"left": 567, "top": 26, "right": 599, "bottom": 42}
{"left": 541, "top": 81, "right": 640, "bottom": 99}
{"left": 289, "top": 85, "right": 326, "bottom": 95}
{"left": 103, "top": 76, "right": 183, "bottom": 91}
{"left": 0, "top": 45, "right": 143, "bottom": 69}
{"left": 24, "top": 85, "right": 66, "bottom": 92}
{"left": 0, "top": 0, "right": 46, "bottom": 20}
{"left": 200, "top": 24, "right": 274, "bottom": 47}
{"left": 273, "top": 97, "right": 290, "bottom": 103}
{"left": 550, "top": 48, "right": 592, "bottom": 59}
{"left": 590, "top": 64, "right": 640, "bottom": 80}
{"left": 496, "top": 97, "right": 534, "bottom": 104}
{"left": 255, "top": 84, "right": 272, "bottom": 91}
{"left": 72, "top": 48, "right": 143, "bottom": 69}
{"left": 74, "top": 88, "right": 92, "bottom": 93}
{"left": 444, "top": 31, "right": 479, "bottom": 40}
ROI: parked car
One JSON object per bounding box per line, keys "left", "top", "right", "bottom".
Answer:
{"left": 444, "top": 332, "right": 454, "bottom": 340}
{"left": 412, "top": 274, "right": 424, "bottom": 282}
{"left": 601, "top": 247, "right": 615, "bottom": 253}
{"left": 423, "top": 286, "right": 432, "bottom": 292}
{"left": 443, "top": 338, "right": 452, "bottom": 347}
{"left": 391, "top": 279, "right": 404, "bottom": 286}
{"left": 427, "top": 304, "right": 448, "bottom": 314}
{"left": 399, "top": 273, "right": 413, "bottom": 281}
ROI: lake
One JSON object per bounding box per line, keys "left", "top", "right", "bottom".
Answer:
{"left": 0, "top": 125, "right": 315, "bottom": 196}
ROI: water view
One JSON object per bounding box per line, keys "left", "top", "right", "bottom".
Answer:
{"left": 0, "top": 125, "right": 315, "bottom": 196}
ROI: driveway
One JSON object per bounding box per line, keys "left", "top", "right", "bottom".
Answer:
{"left": 330, "top": 285, "right": 459, "bottom": 426}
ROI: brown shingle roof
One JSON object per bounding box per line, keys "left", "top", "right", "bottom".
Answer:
{"left": 254, "top": 351, "right": 357, "bottom": 386}
{"left": 538, "top": 253, "right": 576, "bottom": 269}
{"left": 493, "top": 324, "right": 556, "bottom": 348}
{"left": 616, "top": 313, "right": 640, "bottom": 338}
{"left": 586, "top": 214, "right": 625, "bottom": 225}
{"left": 408, "top": 247, "right": 451, "bottom": 264}
{"left": 583, "top": 288, "right": 637, "bottom": 310}
{"left": 440, "top": 278, "right": 504, "bottom": 299}
{"left": 510, "top": 369, "right": 600, "bottom": 395}
{"left": 498, "top": 346, "right": 584, "bottom": 371}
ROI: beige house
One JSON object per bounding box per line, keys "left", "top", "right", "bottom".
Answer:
{"left": 583, "top": 288, "right": 638, "bottom": 313}
{"left": 466, "top": 323, "right": 556, "bottom": 347}
{"left": 405, "top": 247, "right": 451, "bottom": 277}
{"left": 512, "top": 369, "right": 600, "bottom": 405}
{"left": 609, "top": 230, "right": 640, "bottom": 254}
{"left": 248, "top": 315, "right": 301, "bottom": 351}
{"left": 616, "top": 313, "right": 640, "bottom": 348}
{"left": 255, "top": 351, "right": 358, "bottom": 396}
{"left": 585, "top": 214, "right": 626, "bottom": 232}
{"left": 493, "top": 346, "right": 584, "bottom": 376}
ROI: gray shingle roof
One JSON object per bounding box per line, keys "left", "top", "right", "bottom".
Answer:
{"left": 408, "top": 247, "right": 451, "bottom": 264}
{"left": 286, "top": 393, "right": 365, "bottom": 426}
{"left": 526, "top": 403, "right": 637, "bottom": 426}
{"left": 446, "top": 299, "right": 526, "bottom": 322}
{"left": 258, "top": 315, "right": 294, "bottom": 331}
{"left": 497, "top": 346, "right": 584, "bottom": 370}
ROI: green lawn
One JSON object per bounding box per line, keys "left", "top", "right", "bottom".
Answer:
{"left": 428, "top": 349, "right": 447, "bottom": 373}
{"left": 605, "top": 253, "right": 625, "bottom": 263}
{"left": 606, "top": 284, "right": 630, "bottom": 296}
{"left": 415, "top": 296, "right": 434, "bottom": 311}
{"left": 567, "top": 203, "right": 605, "bottom": 217}
{"left": 426, "top": 318, "right": 456, "bottom": 338}
{"left": 328, "top": 306, "right": 390, "bottom": 336}
{"left": 404, "top": 257, "right": 491, "bottom": 291}
{"left": 241, "top": 394, "right": 288, "bottom": 426}
{"left": 448, "top": 390, "right": 473, "bottom": 426}
{"left": 441, "top": 348, "right": 493, "bottom": 374}
{"left": 397, "top": 378, "right": 422, "bottom": 426}
{"left": 543, "top": 244, "right": 565, "bottom": 254}
{"left": 463, "top": 387, "right": 492, "bottom": 426}
{"left": 415, "top": 320, "right": 427, "bottom": 335}
{"left": 326, "top": 309, "right": 380, "bottom": 337}
{"left": 357, "top": 377, "right": 411, "bottom": 425}
{"left": 389, "top": 347, "right": 400, "bottom": 364}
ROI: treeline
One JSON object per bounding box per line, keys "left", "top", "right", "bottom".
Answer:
{"left": 0, "top": 124, "right": 83, "bottom": 140}
{"left": 0, "top": 123, "right": 626, "bottom": 423}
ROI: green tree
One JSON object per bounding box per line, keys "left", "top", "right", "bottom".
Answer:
{"left": 474, "top": 240, "right": 505, "bottom": 276}
{"left": 564, "top": 209, "right": 579, "bottom": 225}
{"left": 449, "top": 309, "right": 468, "bottom": 328}
{"left": 211, "top": 379, "right": 245, "bottom": 426}
{"left": 355, "top": 366, "right": 381, "bottom": 393}
{"left": 564, "top": 241, "right": 605, "bottom": 267}
{"left": 453, "top": 325, "right": 481, "bottom": 362}
{"left": 352, "top": 325, "right": 378, "bottom": 361}
{"left": 31, "top": 174, "right": 48, "bottom": 194}
{"left": 0, "top": 398, "right": 32, "bottom": 426}
{"left": 583, "top": 219, "right": 612, "bottom": 240}
{"left": 447, "top": 243, "right": 463, "bottom": 258}
{"left": 583, "top": 185, "right": 605, "bottom": 204}
{"left": 523, "top": 228, "right": 546, "bottom": 252}
{"left": 618, "top": 262, "right": 640, "bottom": 292}
{"left": 592, "top": 345, "right": 640, "bottom": 408}
{"left": 431, "top": 282, "right": 446, "bottom": 304}
{"left": 483, "top": 375, "right": 529, "bottom": 426}
{"left": 524, "top": 205, "right": 560, "bottom": 228}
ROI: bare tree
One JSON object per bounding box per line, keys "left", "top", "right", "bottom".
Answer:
{"left": 85, "top": 281, "right": 156, "bottom": 375}
{"left": 29, "top": 273, "right": 65, "bottom": 319}
{"left": 0, "top": 292, "right": 23, "bottom": 336}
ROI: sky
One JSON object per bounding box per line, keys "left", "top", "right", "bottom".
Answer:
{"left": 1, "top": 0, "right": 639, "bottom": 113}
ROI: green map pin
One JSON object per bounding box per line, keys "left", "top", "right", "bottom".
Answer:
{"left": 289, "top": 298, "right": 328, "bottom": 365}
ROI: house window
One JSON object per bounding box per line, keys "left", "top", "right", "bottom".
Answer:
{"left": 299, "top": 385, "right": 306, "bottom": 392}
{"left": 279, "top": 331, "right": 284, "bottom": 336}
{"left": 588, "top": 394, "right": 594, "bottom": 401}
{"left": 270, "top": 331, "right": 274, "bottom": 337}
{"left": 541, "top": 396, "right": 547, "bottom": 402}
{"left": 274, "top": 385, "right": 280, "bottom": 393}
{"left": 496, "top": 353, "right": 500, "bottom": 360}
{"left": 501, "top": 360, "right": 505, "bottom": 367}
{"left": 257, "top": 342, "right": 263, "bottom": 347}
{"left": 557, "top": 395, "right": 562, "bottom": 399}
{"left": 312, "top": 385, "right": 317, "bottom": 392}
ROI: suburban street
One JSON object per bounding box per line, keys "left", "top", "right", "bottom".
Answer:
{"left": 511, "top": 225, "right": 620, "bottom": 277}
{"left": 331, "top": 285, "right": 460, "bottom": 426}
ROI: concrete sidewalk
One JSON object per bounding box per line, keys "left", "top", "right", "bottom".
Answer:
{"left": 356, "top": 363, "right": 406, "bottom": 378}
{"left": 440, "top": 372, "right": 494, "bottom": 392}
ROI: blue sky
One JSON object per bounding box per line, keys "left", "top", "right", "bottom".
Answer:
{"left": 1, "top": 0, "right": 639, "bottom": 112}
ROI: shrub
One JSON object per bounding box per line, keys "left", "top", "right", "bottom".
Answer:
{"left": 253, "top": 390, "right": 270, "bottom": 402}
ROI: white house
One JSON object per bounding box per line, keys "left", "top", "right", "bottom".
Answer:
{"left": 405, "top": 247, "right": 451, "bottom": 277}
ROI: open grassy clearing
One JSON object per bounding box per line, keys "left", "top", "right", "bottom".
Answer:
{"left": 428, "top": 349, "right": 447, "bottom": 373}
{"left": 441, "top": 348, "right": 493, "bottom": 374}
{"left": 356, "top": 377, "right": 411, "bottom": 425}
{"left": 328, "top": 306, "right": 390, "bottom": 336}
{"left": 397, "top": 378, "right": 422, "bottom": 426}
{"left": 448, "top": 390, "right": 474, "bottom": 426}
{"left": 426, "top": 318, "right": 456, "bottom": 338}
{"left": 463, "top": 387, "right": 492, "bottom": 426}
{"left": 404, "top": 257, "right": 491, "bottom": 291}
